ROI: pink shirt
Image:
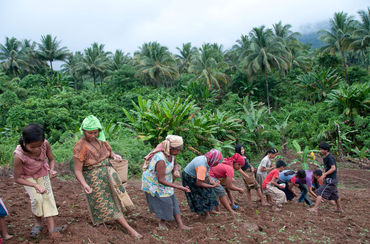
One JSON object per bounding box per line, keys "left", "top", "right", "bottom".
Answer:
{"left": 13, "top": 140, "right": 50, "bottom": 179}
{"left": 209, "top": 163, "right": 234, "bottom": 179}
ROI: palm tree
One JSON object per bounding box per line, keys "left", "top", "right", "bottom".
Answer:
{"left": 111, "top": 50, "right": 131, "bottom": 71}
{"left": 80, "top": 43, "right": 111, "bottom": 88}
{"left": 243, "top": 26, "right": 289, "bottom": 113}
{"left": 134, "top": 42, "right": 178, "bottom": 87}
{"left": 318, "top": 12, "right": 356, "bottom": 84}
{"left": 189, "top": 43, "right": 230, "bottom": 90}
{"left": 176, "top": 42, "right": 198, "bottom": 74}
{"left": 348, "top": 8, "right": 370, "bottom": 70}
{"left": 37, "top": 34, "right": 70, "bottom": 72}
{"left": 21, "top": 39, "right": 48, "bottom": 74}
{"left": 61, "top": 51, "right": 83, "bottom": 90}
{"left": 0, "top": 37, "right": 28, "bottom": 76}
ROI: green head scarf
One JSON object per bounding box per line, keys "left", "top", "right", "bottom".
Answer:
{"left": 80, "top": 115, "right": 106, "bottom": 142}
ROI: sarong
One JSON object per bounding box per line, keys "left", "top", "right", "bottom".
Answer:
{"left": 82, "top": 160, "right": 135, "bottom": 225}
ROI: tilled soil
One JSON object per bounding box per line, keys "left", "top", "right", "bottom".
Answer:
{"left": 1, "top": 164, "right": 369, "bottom": 244}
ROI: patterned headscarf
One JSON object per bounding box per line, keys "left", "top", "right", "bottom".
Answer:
{"left": 204, "top": 149, "right": 223, "bottom": 167}
{"left": 231, "top": 153, "right": 245, "bottom": 167}
{"left": 80, "top": 115, "right": 106, "bottom": 142}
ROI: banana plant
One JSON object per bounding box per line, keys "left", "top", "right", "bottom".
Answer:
{"left": 290, "top": 140, "right": 320, "bottom": 169}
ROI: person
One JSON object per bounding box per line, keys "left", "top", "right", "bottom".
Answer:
{"left": 209, "top": 153, "right": 244, "bottom": 214}
{"left": 142, "top": 135, "right": 192, "bottom": 230}
{"left": 73, "top": 115, "right": 142, "bottom": 238}
{"left": 256, "top": 148, "right": 279, "bottom": 203}
{"left": 312, "top": 169, "right": 323, "bottom": 191}
{"left": 262, "top": 160, "right": 287, "bottom": 211}
{"left": 0, "top": 198, "right": 12, "bottom": 240}
{"left": 182, "top": 149, "right": 223, "bottom": 220}
{"left": 13, "top": 124, "right": 65, "bottom": 238}
{"left": 235, "top": 144, "right": 269, "bottom": 206}
{"left": 289, "top": 170, "right": 314, "bottom": 206}
{"left": 278, "top": 170, "right": 296, "bottom": 201}
{"left": 309, "top": 142, "right": 343, "bottom": 213}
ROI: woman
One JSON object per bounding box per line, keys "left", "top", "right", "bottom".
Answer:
{"left": 142, "top": 135, "right": 191, "bottom": 230}
{"left": 182, "top": 149, "right": 223, "bottom": 220}
{"left": 256, "top": 148, "right": 279, "bottom": 204}
{"left": 73, "top": 115, "right": 142, "bottom": 239}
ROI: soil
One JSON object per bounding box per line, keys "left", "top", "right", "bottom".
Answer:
{"left": 1, "top": 162, "right": 369, "bottom": 244}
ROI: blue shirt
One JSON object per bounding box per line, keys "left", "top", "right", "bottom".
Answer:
{"left": 279, "top": 170, "right": 295, "bottom": 183}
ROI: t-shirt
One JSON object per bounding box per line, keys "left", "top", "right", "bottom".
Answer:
{"left": 257, "top": 155, "right": 271, "bottom": 177}
{"left": 279, "top": 170, "right": 295, "bottom": 183}
{"left": 184, "top": 156, "right": 209, "bottom": 181}
{"left": 323, "top": 154, "right": 337, "bottom": 179}
{"left": 290, "top": 170, "right": 313, "bottom": 187}
{"left": 209, "top": 163, "right": 234, "bottom": 179}
{"left": 241, "top": 157, "right": 251, "bottom": 171}
{"left": 262, "top": 169, "right": 279, "bottom": 189}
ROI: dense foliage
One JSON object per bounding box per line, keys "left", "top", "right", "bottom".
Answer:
{"left": 1, "top": 8, "right": 369, "bottom": 174}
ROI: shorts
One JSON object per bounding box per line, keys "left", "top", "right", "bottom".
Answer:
{"left": 315, "top": 178, "right": 339, "bottom": 201}
{"left": 210, "top": 177, "right": 226, "bottom": 197}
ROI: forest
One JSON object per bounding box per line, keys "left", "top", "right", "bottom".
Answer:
{"left": 0, "top": 9, "right": 369, "bottom": 172}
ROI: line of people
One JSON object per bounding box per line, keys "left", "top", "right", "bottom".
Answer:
{"left": 0, "top": 115, "right": 343, "bottom": 241}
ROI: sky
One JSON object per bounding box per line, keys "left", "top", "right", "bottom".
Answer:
{"left": 0, "top": 0, "right": 368, "bottom": 55}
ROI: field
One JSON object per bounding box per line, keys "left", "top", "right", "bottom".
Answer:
{"left": 1, "top": 161, "right": 369, "bottom": 244}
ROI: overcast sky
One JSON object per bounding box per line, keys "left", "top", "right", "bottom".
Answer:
{"left": 0, "top": 0, "right": 368, "bottom": 55}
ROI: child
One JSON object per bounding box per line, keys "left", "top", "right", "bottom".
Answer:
{"left": 0, "top": 198, "right": 13, "bottom": 240}
{"left": 13, "top": 124, "right": 64, "bottom": 238}
{"left": 312, "top": 169, "right": 323, "bottom": 191}
{"left": 209, "top": 153, "right": 245, "bottom": 214}
{"left": 235, "top": 144, "right": 269, "bottom": 206}
{"left": 262, "top": 160, "right": 287, "bottom": 210}
{"left": 289, "top": 170, "right": 314, "bottom": 206}
{"left": 309, "top": 142, "right": 343, "bottom": 213}
{"left": 256, "top": 148, "right": 279, "bottom": 204}
{"left": 278, "top": 170, "right": 296, "bottom": 201}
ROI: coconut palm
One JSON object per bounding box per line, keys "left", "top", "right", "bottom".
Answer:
{"left": 243, "top": 26, "right": 289, "bottom": 113}
{"left": 21, "top": 39, "right": 48, "bottom": 74}
{"left": 0, "top": 37, "right": 28, "bottom": 76}
{"left": 134, "top": 42, "right": 178, "bottom": 87}
{"left": 111, "top": 50, "right": 131, "bottom": 71}
{"left": 61, "top": 51, "right": 83, "bottom": 90}
{"left": 176, "top": 42, "right": 198, "bottom": 74}
{"left": 189, "top": 43, "right": 230, "bottom": 90}
{"left": 318, "top": 12, "right": 356, "bottom": 84}
{"left": 37, "top": 34, "right": 70, "bottom": 72}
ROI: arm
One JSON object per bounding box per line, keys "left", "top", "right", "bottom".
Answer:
{"left": 156, "top": 160, "right": 190, "bottom": 192}
{"left": 288, "top": 183, "right": 298, "bottom": 197}
{"left": 73, "top": 157, "right": 92, "bottom": 194}
{"left": 14, "top": 156, "right": 46, "bottom": 194}
{"left": 308, "top": 186, "right": 318, "bottom": 198}
{"left": 225, "top": 177, "right": 244, "bottom": 193}
{"left": 271, "top": 177, "right": 285, "bottom": 189}
{"left": 322, "top": 165, "right": 336, "bottom": 178}
{"left": 238, "top": 168, "right": 251, "bottom": 179}
{"left": 45, "top": 141, "right": 57, "bottom": 178}
{"left": 196, "top": 177, "right": 219, "bottom": 188}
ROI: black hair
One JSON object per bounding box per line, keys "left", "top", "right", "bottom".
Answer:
{"left": 313, "top": 169, "right": 323, "bottom": 176}
{"left": 264, "top": 148, "right": 278, "bottom": 156}
{"left": 283, "top": 170, "right": 295, "bottom": 176}
{"left": 235, "top": 144, "right": 243, "bottom": 154}
{"left": 19, "top": 124, "right": 45, "bottom": 152}
{"left": 276, "top": 160, "right": 286, "bottom": 168}
{"left": 319, "top": 142, "right": 330, "bottom": 152}
{"left": 296, "top": 170, "right": 306, "bottom": 179}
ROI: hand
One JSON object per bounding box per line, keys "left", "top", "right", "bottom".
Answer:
{"left": 212, "top": 181, "right": 220, "bottom": 187}
{"left": 319, "top": 175, "right": 325, "bottom": 183}
{"left": 173, "top": 170, "right": 180, "bottom": 178}
{"left": 238, "top": 188, "right": 244, "bottom": 194}
{"left": 49, "top": 169, "right": 58, "bottom": 178}
{"left": 34, "top": 184, "right": 46, "bottom": 194}
{"left": 181, "top": 186, "right": 191, "bottom": 193}
{"left": 83, "top": 184, "right": 93, "bottom": 194}
{"left": 113, "top": 154, "right": 122, "bottom": 161}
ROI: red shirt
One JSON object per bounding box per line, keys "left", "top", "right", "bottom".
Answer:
{"left": 209, "top": 163, "right": 234, "bottom": 179}
{"left": 262, "top": 169, "right": 279, "bottom": 189}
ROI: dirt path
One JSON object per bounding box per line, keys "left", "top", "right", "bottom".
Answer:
{"left": 0, "top": 166, "right": 369, "bottom": 243}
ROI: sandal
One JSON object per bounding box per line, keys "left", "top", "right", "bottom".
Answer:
{"left": 30, "top": 225, "right": 43, "bottom": 238}
{"left": 232, "top": 204, "right": 239, "bottom": 210}
{"left": 54, "top": 225, "right": 67, "bottom": 233}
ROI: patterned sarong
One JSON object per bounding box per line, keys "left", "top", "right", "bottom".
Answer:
{"left": 82, "top": 160, "right": 135, "bottom": 225}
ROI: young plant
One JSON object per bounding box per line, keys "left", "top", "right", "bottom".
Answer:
{"left": 290, "top": 140, "right": 320, "bottom": 169}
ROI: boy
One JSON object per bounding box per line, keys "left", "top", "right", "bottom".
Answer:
{"left": 289, "top": 170, "right": 314, "bottom": 206}
{"left": 309, "top": 142, "right": 343, "bottom": 213}
{"left": 278, "top": 170, "right": 296, "bottom": 201}
{"left": 262, "top": 160, "right": 287, "bottom": 210}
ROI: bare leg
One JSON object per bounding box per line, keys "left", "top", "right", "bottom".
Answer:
{"left": 0, "top": 217, "right": 13, "bottom": 240}
{"left": 158, "top": 219, "right": 167, "bottom": 230}
{"left": 245, "top": 189, "right": 252, "bottom": 203}
{"left": 257, "top": 189, "right": 270, "bottom": 206}
{"left": 116, "top": 217, "right": 143, "bottom": 239}
{"left": 46, "top": 217, "right": 55, "bottom": 235}
{"left": 219, "top": 196, "right": 236, "bottom": 215}
{"left": 308, "top": 196, "right": 322, "bottom": 213}
{"left": 266, "top": 194, "right": 273, "bottom": 205}
{"left": 334, "top": 199, "right": 343, "bottom": 212}
{"left": 174, "top": 214, "right": 192, "bottom": 230}
{"left": 34, "top": 215, "right": 43, "bottom": 227}
{"left": 226, "top": 189, "right": 235, "bottom": 207}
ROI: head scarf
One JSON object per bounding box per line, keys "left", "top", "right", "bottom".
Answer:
{"left": 231, "top": 153, "right": 245, "bottom": 167}
{"left": 143, "top": 135, "right": 183, "bottom": 165}
{"left": 204, "top": 149, "right": 223, "bottom": 167}
{"left": 80, "top": 115, "right": 106, "bottom": 142}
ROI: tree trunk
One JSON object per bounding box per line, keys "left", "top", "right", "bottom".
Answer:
{"left": 92, "top": 70, "right": 97, "bottom": 88}
{"left": 49, "top": 60, "right": 53, "bottom": 72}
{"left": 340, "top": 48, "right": 349, "bottom": 84}
{"left": 264, "top": 71, "right": 271, "bottom": 114}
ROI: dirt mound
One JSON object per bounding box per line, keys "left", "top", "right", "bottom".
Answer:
{"left": 1, "top": 164, "right": 369, "bottom": 243}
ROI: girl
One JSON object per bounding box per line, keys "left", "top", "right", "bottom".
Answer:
{"left": 0, "top": 198, "right": 13, "bottom": 240}
{"left": 256, "top": 148, "right": 278, "bottom": 204}
{"left": 13, "top": 124, "right": 64, "bottom": 238}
